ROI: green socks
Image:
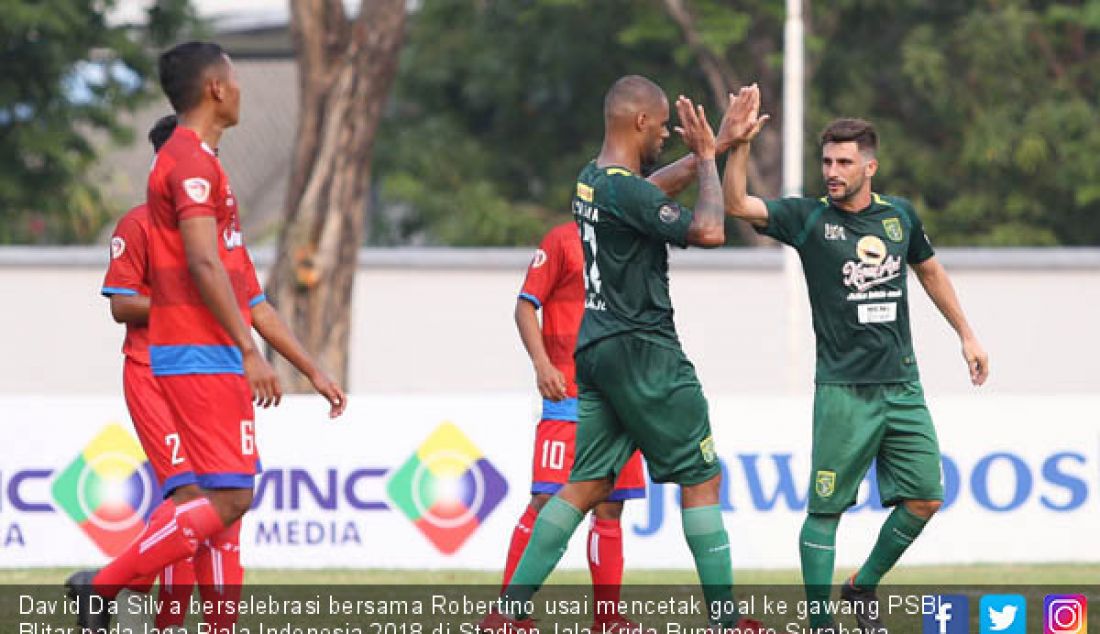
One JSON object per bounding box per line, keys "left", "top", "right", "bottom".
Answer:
{"left": 800, "top": 514, "right": 841, "bottom": 628}
{"left": 682, "top": 505, "right": 737, "bottom": 627}
{"left": 502, "top": 496, "right": 584, "bottom": 615}
{"left": 854, "top": 505, "right": 929, "bottom": 590}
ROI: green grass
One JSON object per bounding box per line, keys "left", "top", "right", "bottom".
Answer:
{"left": 2, "top": 562, "right": 1098, "bottom": 584}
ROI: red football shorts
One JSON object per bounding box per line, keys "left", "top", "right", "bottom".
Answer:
{"left": 531, "top": 419, "right": 646, "bottom": 501}
{"left": 157, "top": 373, "right": 260, "bottom": 489}
{"left": 123, "top": 359, "right": 196, "bottom": 496}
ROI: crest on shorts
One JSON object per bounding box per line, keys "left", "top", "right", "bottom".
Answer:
{"left": 883, "top": 217, "right": 903, "bottom": 242}
{"left": 815, "top": 470, "right": 836, "bottom": 498}
{"left": 699, "top": 436, "right": 716, "bottom": 464}
{"left": 183, "top": 177, "right": 211, "bottom": 204}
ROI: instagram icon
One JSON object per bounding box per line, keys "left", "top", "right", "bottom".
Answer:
{"left": 1045, "top": 595, "right": 1087, "bottom": 634}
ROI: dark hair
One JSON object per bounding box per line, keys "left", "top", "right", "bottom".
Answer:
{"left": 158, "top": 41, "right": 226, "bottom": 113}
{"left": 820, "top": 118, "right": 878, "bottom": 155}
{"left": 148, "top": 115, "right": 178, "bottom": 152}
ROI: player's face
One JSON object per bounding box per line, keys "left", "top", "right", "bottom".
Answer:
{"left": 822, "top": 141, "right": 875, "bottom": 202}
{"left": 640, "top": 98, "right": 671, "bottom": 176}
{"left": 215, "top": 55, "right": 242, "bottom": 127}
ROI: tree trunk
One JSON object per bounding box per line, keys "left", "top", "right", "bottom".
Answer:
{"left": 265, "top": 0, "right": 406, "bottom": 391}
{"left": 659, "top": 0, "right": 782, "bottom": 245}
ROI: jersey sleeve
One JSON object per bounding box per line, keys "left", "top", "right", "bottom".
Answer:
{"left": 245, "top": 249, "right": 266, "bottom": 308}
{"left": 758, "top": 197, "right": 818, "bottom": 247}
{"left": 518, "top": 229, "right": 566, "bottom": 308}
{"left": 902, "top": 202, "right": 935, "bottom": 264}
{"left": 607, "top": 173, "right": 693, "bottom": 247}
{"left": 167, "top": 152, "right": 220, "bottom": 221}
{"left": 101, "top": 213, "right": 148, "bottom": 297}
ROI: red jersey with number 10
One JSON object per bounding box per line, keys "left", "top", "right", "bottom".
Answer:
{"left": 518, "top": 222, "right": 585, "bottom": 421}
{"left": 146, "top": 127, "right": 265, "bottom": 377}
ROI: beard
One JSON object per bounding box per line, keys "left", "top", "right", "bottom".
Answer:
{"left": 829, "top": 174, "right": 865, "bottom": 203}
{"left": 640, "top": 144, "right": 662, "bottom": 177}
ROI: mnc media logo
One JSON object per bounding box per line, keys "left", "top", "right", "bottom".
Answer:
{"left": 50, "top": 425, "right": 161, "bottom": 556}
{"left": 386, "top": 423, "right": 507, "bottom": 554}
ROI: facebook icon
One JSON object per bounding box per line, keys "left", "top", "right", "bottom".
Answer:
{"left": 923, "top": 595, "right": 970, "bottom": 634}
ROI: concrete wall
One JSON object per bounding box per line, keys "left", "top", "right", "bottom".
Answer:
{"left": 1, "top": 247, "right": 1097, "bottom": 397}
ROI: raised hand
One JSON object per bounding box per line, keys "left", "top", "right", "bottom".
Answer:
{"left": 673, "top": 95, "right": 717, "bottom": 160}
{"left": 716, "top": 83, "right": 770, "bottom": 153}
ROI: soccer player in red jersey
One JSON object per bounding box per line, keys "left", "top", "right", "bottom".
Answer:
{"left": 69, "top": 41, "right": 345, "bottom": 631}
{"left": 100, "top": 115, "right": 346, "bottom": 631}
{"left": 504, "top": 221, "right": 647, "bottom": 633}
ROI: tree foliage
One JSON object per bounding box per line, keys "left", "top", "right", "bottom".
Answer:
{"left": 0, "top": 0, "right": 197, "bottom": 243}
{"left": 374, "top": 0, "right": 1100, "bottom": 246}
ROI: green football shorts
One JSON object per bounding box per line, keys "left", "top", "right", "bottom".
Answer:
{"left": 809, "top": 381, "right": 944, "bottom": 514}
{"left": 570, "top": 334, "right": 721, "bottom": 486}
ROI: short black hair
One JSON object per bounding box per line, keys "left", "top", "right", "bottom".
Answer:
{"left": 604, "top": 75, "right": 666, "bottom": 120}
{"left": 820, "top": 118, "right": 878, "bottom": 155}
{"left": 148, "top": 115, "right": 178, "bottom": 152}
{"left": 158, "top": 41, "right": 227, "bottom": 113}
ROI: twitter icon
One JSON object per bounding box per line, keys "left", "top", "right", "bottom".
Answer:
{"left": 981, "top": 595, "right": 1026, "bottom": 634}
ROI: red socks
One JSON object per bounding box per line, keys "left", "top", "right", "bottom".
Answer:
{"left": 588, "top": 517, "right": 625, "bottom": 621}
{"left": 154, "top": 558, "right": 195, "bottom": 629}
{"left": 195, "top": 519, "right": 244, "bottom": 629}
{"left": 94, "top": 498, "right": 224, "bottom": 598}
{"left": 501, "top": 505, "right": 539, "bottom": 590}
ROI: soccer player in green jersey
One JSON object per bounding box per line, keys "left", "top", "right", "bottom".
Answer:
{"left": 723, "top": 87, "right": 989, "bottom": 634}
{"left": 477, "top": 76, "right": 764, "bottom": 634}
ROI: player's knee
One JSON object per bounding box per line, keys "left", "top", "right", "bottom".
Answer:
{"left": 593, "top": 501, "right": 624, "bottom": 521}
{"left": 529, "top": 494, "right": 552, "bottom": 512}
{"left": 680, "top": 474, "right": 721, "bottom": 508}
{"left": 904, "top": 499, "right": 941, "bottom": 519}
{"left": 207, "top": 489, "right": 254, "bottom": 524}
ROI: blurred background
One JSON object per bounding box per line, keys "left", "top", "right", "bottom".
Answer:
{"left": 0, "top": 0, "right": 1096, "bottom": 577}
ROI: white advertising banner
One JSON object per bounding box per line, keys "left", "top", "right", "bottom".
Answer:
{"left": 0, "top": 394, "right": 1096, "bottom": 568}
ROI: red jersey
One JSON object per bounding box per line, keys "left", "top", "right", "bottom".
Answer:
{"left": 101, "top": 205, "right": 153, "bottom": 365}
{"left": 518, "top": 222, "right": 585, "bottom": 421}
{"left": 146, "top": 127, "right": 264, "bottom": 376}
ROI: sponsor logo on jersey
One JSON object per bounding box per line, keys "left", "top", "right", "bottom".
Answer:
{"left": 576, "top": 182, "right": 594, "bottom": 203}
{"left": 843, "top": 235, "right": 902, "bottom": 292}
{"left": 883, "top": 217, "right": 904, "bottom": 242}
{"left": 815, "top": 470, "right": 836, "bottom": 497}
{"left": 110, "top": 236, "right": 126, "bottom": 259}
{"left": 182, "top": 178, "right": 211, "bottom": 204}
{"left": 223, "top": 228, "right": 243, "bottom": 250}
{"left": 530, "top": 248, "right": 548, "bottom": 269}
{"left": 658, "top": 204, "right": 680, "bottom": 224}
{"left": 824, "top": 223, "right": 847, "bottom": 241}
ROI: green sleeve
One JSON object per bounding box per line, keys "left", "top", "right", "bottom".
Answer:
{"left": 606, "top": 173, "right": 693, "bottom": 247}
{"left": 757, "top": 197, "right": 818, "bottom": 247}
{"left": 901, "top": 201, "right": 935, "bottom": 263}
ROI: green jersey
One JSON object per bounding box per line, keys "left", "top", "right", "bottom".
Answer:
{"left": 572, "top": 161, "right": 694, "bottom": 352}
{"left": 760, "top": 193, "right": 935, "bottom": 384}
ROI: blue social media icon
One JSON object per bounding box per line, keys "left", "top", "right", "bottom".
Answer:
{"left": 981, "top": 595, "right": 1026, "bottom": 634}
{"left": 924, "top": 594, "right": 970, "bottom": 634}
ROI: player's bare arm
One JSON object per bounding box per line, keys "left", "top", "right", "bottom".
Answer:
{"left": 515, "top": 299, "right": 568, "bottom": 402}
{"left": 911, "top": 256, "right": 989, "bottom": 386}
{"left": 647, "top": 154, "right": 697, "bottom": 197}
{"left": 675, "top": 96, "right": 724, "bottom": 248}
{"left": 250, "top": 301, "right": 346, "bottom": 417}
{"left": 179, "top": 215, "right": 282, "bottom": 407}
{"left": 720, "top": 85, "right": 770, "bottom": 228}
{"left": 108, "top": 295, "right": 150, "bottom": 325}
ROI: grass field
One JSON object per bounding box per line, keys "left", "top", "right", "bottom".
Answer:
{"left": 2, "top": 563, "right": 1098, "bottom": 585}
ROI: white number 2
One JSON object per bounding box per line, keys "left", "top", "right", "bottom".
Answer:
{"left": 241, "top": 420, "right": 255, "bottom": 456}
{"left": 165, "top": 433, "right": 184, "bottom": 466}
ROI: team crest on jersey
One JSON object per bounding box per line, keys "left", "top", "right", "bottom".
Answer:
{"left": 815, "top": 470, "right": 836, "bottom": 497}
{"left": 658, "top": 204, "right": 680, "bottom": 224}
{"left": 883, "top": 217, "right": 903, "bottom": 242}
{"left": 531, "top": 248, "right": 548, "bottom": 269}
{"left": 183, "top": 178, "right": 211, "bottom": 204}
{"left": 699, "top": 436, "right": 716, "bottom": 464}
{"left": 110, "top": 236, "right": 126, "bottom": 259}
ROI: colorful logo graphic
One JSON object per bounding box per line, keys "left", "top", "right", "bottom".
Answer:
{"left": 981, "top": 595, "right": 1026, "bottom": 634}
{"left": 1045, "top": 595, "right": 1087, "bottom": 634}
{"left": 386, "top": 422, "right": 507, "bottom": 554}
{"left": 51, "top": 425, "right": 160, "bottom": 556}
{"left": 923, "top": 594, "right": 969, "bottom": 634}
